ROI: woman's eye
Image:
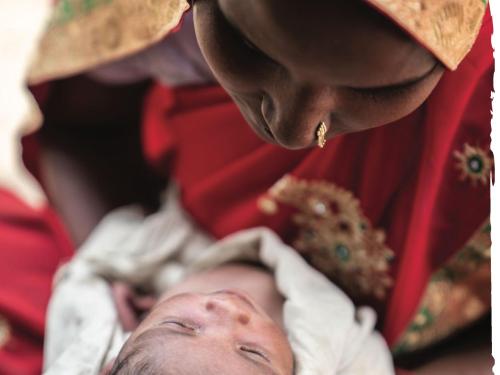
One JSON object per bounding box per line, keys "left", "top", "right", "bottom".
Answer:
{"left": 350, "top": 62, "right": 438, "bottom": 102}
{"left": 241, "top": 37, "right": 260, "bottom": 53}
{"left": 351, "top": 84, "right": 415, "bottom": 101}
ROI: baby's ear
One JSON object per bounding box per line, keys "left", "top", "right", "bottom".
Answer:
{"left": 99, "top": 359, "right": 116, "bottom": 375}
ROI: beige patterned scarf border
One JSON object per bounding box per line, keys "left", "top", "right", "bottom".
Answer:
{"left": 28, "top": 0, "right": 189, "bottom": 84}
{"left": 366, "top": 0, "right": 488, "bottom": 70}
{"left": 29, "top": 0, "right": 487, "bottom": 83}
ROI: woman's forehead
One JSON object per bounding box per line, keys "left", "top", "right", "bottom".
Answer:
{"left": 218, "top": 0, "right": 436, "bottom": 87}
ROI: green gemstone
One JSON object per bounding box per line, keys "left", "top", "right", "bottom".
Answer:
{"left": 416, "top": 308, "right": 434, "bottom": 329}
{"left": 483, "top": 223, "right": 491, "bottom": 233}
{"left": 304, "top": 229, "right": 316, "bottom": 241}
{"left": 334, "top": 244, "right": 350, "bottom": 262}
{"left": 61, "top": 0, "right": 75, "bottom": 20}
{"left": 83, "top": 0, "right": 96, "bottom": 10}
{"left": 467, "top": 156, "right": 483, "bottom": 174}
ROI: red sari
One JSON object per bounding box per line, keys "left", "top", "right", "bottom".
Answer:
{"left": 0, "top": 190, "right": 73, "bottom": 374}
{"left": 142, "top": 11, "right": 493, "bottom": 352}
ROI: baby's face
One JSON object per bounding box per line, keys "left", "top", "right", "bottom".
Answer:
{"left": 122, "top": 289, "right": 293, "bottom": 375}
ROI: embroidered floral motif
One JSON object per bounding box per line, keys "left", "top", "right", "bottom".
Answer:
{"left": 394, "top": 220, "right": 491, "bottom": 354}
{"left": 454, "top": 143, "right": 492, "bottom": 186}
{"left": 259, "top": 175, "right": 394, "bottom": 300}
{"left": 0, "top": 315, "right": 10, "bottom": 349}
{"left": 53, "top": 0, "right": 113, "bottom": 25}
{"left": 30, "top": 0, "right": 189, "bottom": 84}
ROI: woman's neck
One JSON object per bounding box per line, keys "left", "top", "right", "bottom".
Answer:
{"left": 159, "top": 263, "right": 285, "bottom": 328}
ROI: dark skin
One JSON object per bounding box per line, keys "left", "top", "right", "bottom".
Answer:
{"left": 193, "top": 0, "right": 444, "bottom": 149}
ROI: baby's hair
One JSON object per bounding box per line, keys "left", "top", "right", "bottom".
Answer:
{"left": 109, "top": 341, "right": 161, "bottom": 375}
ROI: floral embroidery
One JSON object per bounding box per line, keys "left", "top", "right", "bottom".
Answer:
{"left": 30, "top": 0, "right": 189, "bottom": 83}
{"left": 454, "top": 143, "right": 492, "bottom": 186}
{"left": 394, "top": 220, "right": 491, "bottom": 354}
{"left": 53, "top": 0, "right": 113, "bottom": 25}
{"left": 366, "top": 0, "right": 487, "bottom": 69}
{"left": 259, "top": 175, "right": 394, "bottom": 300}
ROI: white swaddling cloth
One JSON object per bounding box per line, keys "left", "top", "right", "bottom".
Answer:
{"left": 44, "top": 187, "right": 394, "bottom": 375}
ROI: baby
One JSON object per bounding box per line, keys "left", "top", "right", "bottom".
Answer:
{"left": 43, "top": 189, "right": 394, "bottom": 375}
{"left": 106, "top": 263, "right": 294, "bottom": 375}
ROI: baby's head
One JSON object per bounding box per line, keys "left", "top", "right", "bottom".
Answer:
{"left": 108, "top": 289, "right": 294, "bottom": 375}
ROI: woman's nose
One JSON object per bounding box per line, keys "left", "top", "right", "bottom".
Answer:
{"left": 205, "top": 299, "right": 251, "bottom": 325}
{"left": 262, "top": 85, "right": 333, "bottom": 149}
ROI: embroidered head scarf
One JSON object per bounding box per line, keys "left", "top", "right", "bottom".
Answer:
{"left": 28, "top": 0, "right": 190, "bottom": 83}
{"left": 365, "top": 0, "right": 488, "bottom": 70}
{"left": 29, "top": 0, "right": 488, "bottom": 83}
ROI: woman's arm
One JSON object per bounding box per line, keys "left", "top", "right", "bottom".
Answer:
{"left": 37, "top": 75, "right": 165, "bottom": 246}
{"left": 397, "top": 315, "right": 493, "bottom": 375}
{"left": 413, "top": 344, "right": 493, "bottom": 375}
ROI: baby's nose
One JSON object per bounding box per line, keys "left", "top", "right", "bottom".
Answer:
{"left": 205, "top": 299, "right": 251, "bottom": 325}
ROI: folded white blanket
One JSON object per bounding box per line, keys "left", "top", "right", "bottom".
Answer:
{"left": 44, "top": 187, "right": 394, "bottom": 375}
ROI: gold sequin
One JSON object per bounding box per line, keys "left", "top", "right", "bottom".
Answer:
{"left": 258, "top": 196, "right": 278, "bottom": 215}
{"left": 259, "top": 175, "right": 394, "bottom": 300}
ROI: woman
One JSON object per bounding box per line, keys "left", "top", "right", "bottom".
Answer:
{"left": 1, "top": 0, "right": 492, "bottom": 373}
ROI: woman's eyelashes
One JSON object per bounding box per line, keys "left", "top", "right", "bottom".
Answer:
{"left": 350, "top": 82, "right": 417, "bottom": 101}
{"left": 349, "top": 62, "right": 439, "bottom": 102}
{"left": 241, "top": 35, "right": 264, "bottom": 55}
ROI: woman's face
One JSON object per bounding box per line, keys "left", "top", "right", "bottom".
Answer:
{"left": 193, "top": 0, "right": 445, "bottom": 149}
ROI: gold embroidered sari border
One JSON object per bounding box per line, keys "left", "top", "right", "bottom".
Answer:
{"left": 365, "top": 0, "right": 487, "bottom": 70}
{"left": 393, "top": 219, "right": 491, "bottom": 354}
{"left": 28, "top": 0, "right": 190, "bottom": 84}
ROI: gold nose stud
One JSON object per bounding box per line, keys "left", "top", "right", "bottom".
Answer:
{"left": 316, "top": 122, "right": 327, "bottom": 148}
